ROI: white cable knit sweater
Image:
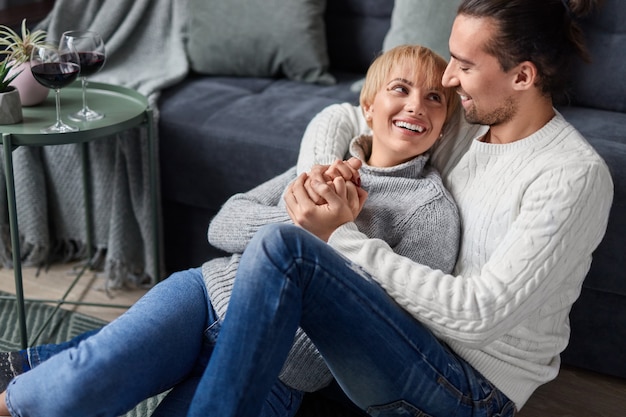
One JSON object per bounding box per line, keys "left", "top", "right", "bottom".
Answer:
{"left": 296, "top": 103, "right": 614, "bottom": 409}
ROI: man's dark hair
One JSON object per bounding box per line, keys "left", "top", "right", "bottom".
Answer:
{"left": 458, "top": 0, "right": 601, "bottom": 98}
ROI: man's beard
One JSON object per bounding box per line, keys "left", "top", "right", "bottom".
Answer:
{"left": 464, "top": 96, "right": 516, "bottom": 126}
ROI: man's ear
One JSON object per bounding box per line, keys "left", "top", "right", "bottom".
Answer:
{"left": 512, "top": 61, "right": 538, "bottom": 91}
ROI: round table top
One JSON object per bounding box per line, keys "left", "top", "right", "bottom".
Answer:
{"left": 0, "top": 82, "right": 150, "bottom": 146}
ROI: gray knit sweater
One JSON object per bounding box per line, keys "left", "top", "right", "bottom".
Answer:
{"left": 201, "top": 135, "right": 460, "bottom": 392}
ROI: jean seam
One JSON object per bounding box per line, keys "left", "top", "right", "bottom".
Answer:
{"left": 26, "top": 347, "right": 39, "bottom": 369}
{"left": 301, "top": 254, "right": 450, "bottom": 382}
{"left": 438, "top": 374, "right": 516, "bottom": 415}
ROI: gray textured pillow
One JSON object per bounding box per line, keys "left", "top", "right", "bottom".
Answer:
{"left": 383, "top": 0, "right": 460, "bottom": 59}
{"left": 351, "top": 0, "right": 459, "bottom": 92}
{"left": 186, "top": 0, "right": 335, "bottom": 85}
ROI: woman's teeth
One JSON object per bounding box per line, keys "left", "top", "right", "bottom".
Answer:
{"left": 395, "top": 121, "right": 425, "bottom": 133}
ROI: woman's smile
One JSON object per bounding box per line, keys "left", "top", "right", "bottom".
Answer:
{"left": 394, "top": 119, "right": 427, "bottom": 134}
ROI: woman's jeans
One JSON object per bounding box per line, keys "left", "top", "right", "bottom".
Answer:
{"left": 4, "top": 268, "right": 303, "bottom": 417}
{"left": 188, "top": 224, "right": 516, "bottom": 417}
{"left": 6, "top": 223, "right": 515, "bottom": 417}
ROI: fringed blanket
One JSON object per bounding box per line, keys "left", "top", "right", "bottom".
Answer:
{"left": 0, "top": 0, "right": 189, "bottom": 288}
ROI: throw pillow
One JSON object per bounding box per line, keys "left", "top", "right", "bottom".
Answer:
{"left": 383, "top": 0, "right": 460, "bottom": 60}
{"left": 186, "top": 0, "right": 335, "bottom": 85}
{"left": 352, "top": 0, "right": 460, "bottom": 92}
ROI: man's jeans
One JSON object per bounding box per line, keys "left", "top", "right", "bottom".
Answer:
{"left": 189, "top": 224, "right": 516, "bottom": 417}
{"left": 5, "top": 267, "right": 303, "bottom": 417}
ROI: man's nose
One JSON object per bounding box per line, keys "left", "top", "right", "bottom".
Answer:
{"left": 442, "top": 63, "right": 458, "bottom": 88}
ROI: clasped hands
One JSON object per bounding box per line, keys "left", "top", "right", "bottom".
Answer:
{"left": 284, "top": 157, "right": 368, "bottom": 242}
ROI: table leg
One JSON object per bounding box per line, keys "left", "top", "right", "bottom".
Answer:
{"left": 2, "top": 134, "right": 28, "bottom": 349}
{"left": 146, "top": 109, "right": 161, "bottom": 283}
{"left": 80, "top": 142, "right": 94, "bottom": 261}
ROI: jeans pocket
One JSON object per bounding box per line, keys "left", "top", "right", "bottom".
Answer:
{"left": 493, "top": 399, "right": 517, "bottom": 417}
{"left": 191, "top": 319, "right": 222, "bottom": 376}
{"left": 204, "top": 318, "right": 222, "bottom": 346}
{"left": 367, "top": 400, "right": 432, "bottom": 417}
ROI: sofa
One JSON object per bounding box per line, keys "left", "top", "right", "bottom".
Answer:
{"left": 554, "top": 0, "right": 626, "bottom": 379}
{"left": 158, "top": 0, "right": 626, "bottom": 386}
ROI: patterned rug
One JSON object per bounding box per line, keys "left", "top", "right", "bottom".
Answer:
{"left": 0, "top": 292, "right": 163, "bottom": 416}
{"left": 0, "top": 293, "right": 366, "bottom": 417}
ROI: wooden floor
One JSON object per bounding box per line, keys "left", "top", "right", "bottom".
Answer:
{"left": 0, "top": 261, "right": 148, "bottom": 323}
{"left": 0, "top": 263, "right": 625, "bottom": 416}
{"left": 518, "top": 366, "right": 626, "bottom": 416}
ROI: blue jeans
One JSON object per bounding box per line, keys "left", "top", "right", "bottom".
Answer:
{"left": 5, "top": 268, "right": 303, "bottom": 417}
{"left": 188, "top": 224, "right": 517, "bottom": 417}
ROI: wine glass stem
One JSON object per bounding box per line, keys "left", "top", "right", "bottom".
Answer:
{"left": 54, "top": 89, "right": 62, "bottom": 127}
{"left": 81, "top": 77, "right": 88, "bottom": 112}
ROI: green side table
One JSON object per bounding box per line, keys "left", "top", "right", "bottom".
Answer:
{"left": 0, "top": 81, "right": 160, "bottom": 348}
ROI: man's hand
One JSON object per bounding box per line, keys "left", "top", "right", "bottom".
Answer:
{"left": 285, "top": 171, "right": 368, "bottom": 241}
{"left": 305, "top": 157, "right": 362, "bottom": 204}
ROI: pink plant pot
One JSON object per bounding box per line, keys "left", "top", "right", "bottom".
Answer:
{"left": 9, "top": 61, "right": 50, "bottom": 106}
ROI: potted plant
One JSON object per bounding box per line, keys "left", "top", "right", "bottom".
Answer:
{"left": 0, "top": 58, "right": 22, "bottom": 124}
{"left": 0, "top": 57, "right": 20, "bottom": 90}
{"left": 0, "top": 19, "right": 49, "bottom": 106}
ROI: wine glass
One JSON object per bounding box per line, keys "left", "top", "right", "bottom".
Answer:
{"left": 60, "top": 30, "right": 106, "bottom": 122}
{"left": 30, "top": 41, "right": 81, "bottom": 133}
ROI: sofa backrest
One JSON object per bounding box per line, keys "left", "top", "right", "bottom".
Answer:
{"left": 323, "top": 0, "right": 625, "bottom": 114}
{"left": 325, "top": 0, "right": 394, "bottom": 74}
{"left": 570, "top": 0, "right": 626, "bottom": 112}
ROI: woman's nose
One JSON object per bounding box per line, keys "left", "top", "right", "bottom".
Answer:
{"left": 406, "top": 96, "right": 424, "bottom": 114}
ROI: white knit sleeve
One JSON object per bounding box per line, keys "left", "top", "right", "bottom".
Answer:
{"left": 296, "top": 103, "right": 370, "bottom": 174}
{"left": 328, "top": 161, "right": 613, "bottom": 348}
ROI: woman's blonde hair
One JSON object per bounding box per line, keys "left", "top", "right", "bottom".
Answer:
{"left": 360, "top": 44, "right": 459, "bottom": 125}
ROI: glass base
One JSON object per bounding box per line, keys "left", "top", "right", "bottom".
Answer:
{"left": 68, "top": 106, "right": 105, "bottom": 122}
{"left": 40, "top": 121, "right": 79, "bottom": 134}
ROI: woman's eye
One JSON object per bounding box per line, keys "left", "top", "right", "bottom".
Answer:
{"left": 389, "top": 85, "right": 408, "bottom": 94}
{"left": 428, "top": 93, "right": 442, "bottom": 102}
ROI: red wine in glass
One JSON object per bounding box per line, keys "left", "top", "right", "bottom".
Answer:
{"left": 31, "top": 62, "right": 80, "bottom": 89}
{"left": 61, "top": 31, "right": 107, "bottom": 122}
{"left": 76, "top": 52, "right": 105, "bottom": 77}
{"left": 30, "top": 42, "right": 81, "bottom": 133}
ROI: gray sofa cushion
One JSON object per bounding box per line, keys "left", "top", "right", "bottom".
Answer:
{"left": 383, "top": 0, "right": 459, "bottom": 59}
{"left": 186, "top": 0, "right": 334, "bottom": 85}
{"left": 159, "top": 74, "right": 361, "bottom": 212}
{"left": 571, "top": 0, "right": 626, "bottom": 111}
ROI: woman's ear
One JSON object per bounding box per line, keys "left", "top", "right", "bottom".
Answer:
{"left": 362, "top": 102, "right": 373, "bottom": 122}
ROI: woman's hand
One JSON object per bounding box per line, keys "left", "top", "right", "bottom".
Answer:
{"left": 305, "top": 157, "right": 362, "bottom": 204}
{"left": 285, "top": 172, "right": 368, "bottom": 241}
